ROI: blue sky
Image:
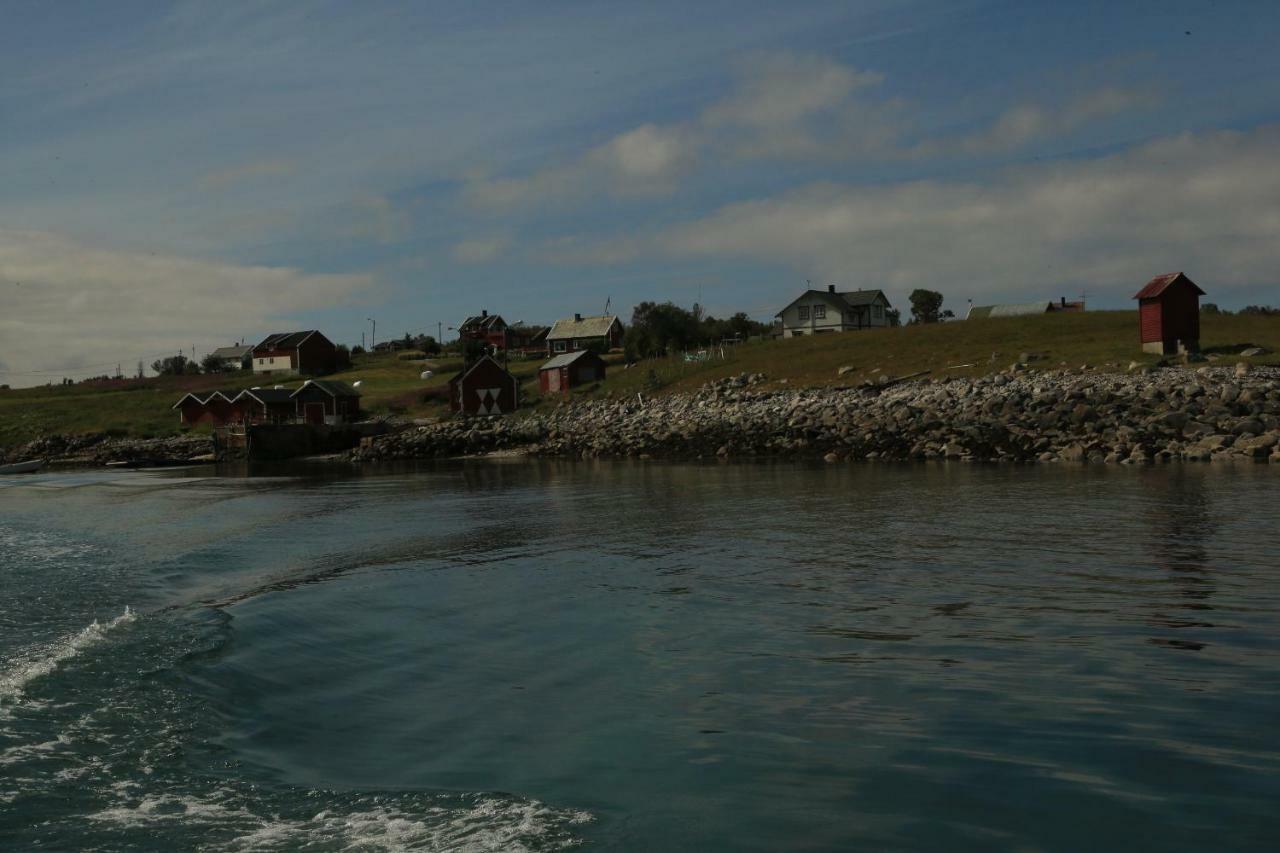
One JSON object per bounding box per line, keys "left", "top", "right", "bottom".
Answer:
{"left": 3, "top": 0, "right": 1279, "bottom": 383}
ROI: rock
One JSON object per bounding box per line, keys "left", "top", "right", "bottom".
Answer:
{"left": 837, "top": 366, "right": 855, "bottom": 376}
{"left": 1241, "top": 346, "right": 1269, "bottom": 357}
{"left": 1059, "top": 443, "right": 1087, "bottom": 462}
{"left": 1236, "top": 362, "right": 1250, "bottom": 378}
{"left": 823, "top": 452, "right": 841, "bottom": 463}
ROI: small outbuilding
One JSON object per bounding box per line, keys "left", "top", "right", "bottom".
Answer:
{"left": 447, "top": 355, "right": 519, "bottom": 416}
{"left": 538, "top": 350, "right": 606, "bottom": 396}
{"left": 291, "top": 379, "right": 361, "bottom": 425}
{"left": 1134, "top": 272, "right": 1205, "bottom": 355}
{"left": 172, "top": 391, "right": 238, "bottom": 426}
{"left": 232, "top": 388, "right": 297, "bottom": 424}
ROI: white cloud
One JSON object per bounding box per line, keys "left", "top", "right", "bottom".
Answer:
{"left": 463, "top": 53, "right": 1150, "bottom": 211}
{"left": 702, "top": 53, "right": 883, "bottom": 128}
{"left": 546, "top": 124, "right": 1280, "bottom": 306}
{"left": 0, "top": 229, "right": 373, "bottom": 386}
{"left": 198, "top": 159, "right": 297, "bottom": 190}
{"left": 451, "top": 236, "right": 511, "bottom": 264}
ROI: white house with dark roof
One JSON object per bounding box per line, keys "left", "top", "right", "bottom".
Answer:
{"left": 775, "top": 285, "right": 893, "bottom": 337}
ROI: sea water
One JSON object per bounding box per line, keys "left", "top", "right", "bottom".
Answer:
{"left": 1, "top": 461, "right": 1278, "bottom": 851}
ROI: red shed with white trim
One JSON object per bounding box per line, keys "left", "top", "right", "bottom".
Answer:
{"left": 1133, "top": 272, "right": 1205, "bottom": 355}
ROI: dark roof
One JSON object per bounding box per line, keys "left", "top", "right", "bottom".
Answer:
{"left": 171, "top": 392, "right": 207, "bottom": 409}
{"left": 235, "top": 388, "right": 295, "bottom": 405}
{"left": 776, "top": 288, "right": 891, "bottom": 317}
{"left": 255, "top": 331, "right": 318, "bottom": 351}
{"left": 838, "top": 289, "right": 890, "bottom": 307}
{"left": 458, "top": 314, "right": 506, "bottom": 332}
{"left": 540, "top": 350, "right": 600, "bottom": 370}
{"left": 292, "top": 379, "right": 360, "bottom": 398}
{"left": 211, "top": 345, "right": 253, "bottom": 359}
{"left": 1133, "top": 272, "right": 1205, "bottom": 300}
{"left": 448, "top": 354, "right": 516, "bottom": 386}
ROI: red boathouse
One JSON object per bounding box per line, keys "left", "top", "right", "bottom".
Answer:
{"left": 1134, "top": 272, "right": 1205, "bottom": 355}
{"left": 448, "top": 355, "right": 519, "bottom": 416}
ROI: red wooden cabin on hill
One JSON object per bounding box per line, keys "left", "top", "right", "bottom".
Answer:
{"left": 1133, "top": 272, "right": 1205, "bottom": 355}
{"left": 447, "top": 355, "right": 519, "bottom": 416}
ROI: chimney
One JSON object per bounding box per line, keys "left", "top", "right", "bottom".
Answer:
{"left": 481, "top": 309, "right": 488, "bottom": 318}
{"left": 828, "top": 284, "right": 835, "bottom": 293}
{"left": 575, "top": 313, "right": 582, "bottom": 322}
{"left": 1060, "top": 297, "right": 1066, "bottom": 307}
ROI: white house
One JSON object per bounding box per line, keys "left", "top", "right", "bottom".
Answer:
{"left": 776, "top": 285, "right": 893, "bottom": 337}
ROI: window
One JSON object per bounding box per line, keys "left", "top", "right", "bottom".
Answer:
{"left": 258, "top": 358, "right": 264, "bottom": 365}
{"left": 554, "top": 340, "right": 567, "bottom": 353}
{"left": 873, "top": 304, "right": 882, "bottom": 319}
{"left": 798, "top": 306, "right": 810, "bottom": 321}
{"left": 813, "top": 304, "right": 826, "bottom": 320}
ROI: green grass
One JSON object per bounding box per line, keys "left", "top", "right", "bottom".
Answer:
{"left": 3, "top": 311, "right": 1277, "bottom": 449}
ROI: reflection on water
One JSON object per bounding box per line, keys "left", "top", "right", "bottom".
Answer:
{"left": 1, "top": 461, "right": 1278, "bottom": 851}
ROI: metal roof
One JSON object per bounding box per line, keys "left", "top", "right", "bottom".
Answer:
{"left": 776, "top": 288, "right": 890, "bottom": 316}
{"left": 1133, "top": 272, "right": 1205, "bottom": 300}
{"left": 458, "top": 314, "right": 506, "bottom": 331}
{"left": 292, "top": 379, "right": 360, "bottom": 398}
{"left": 540, "top": 351, "right": 598, "bottom": 370}
{"left": 210, "top": 345, "right": 253, "bottom": 359}
{"left": 234, "top": 388, "right": 294, "bottom": 405}
{"left": 254, "top": 331, "right": 318, "bottom": 351}
{"left": 547, "top": 314, "right": 619, "bottom": 340}
{"left": 838, "top": 289, "right": 889, "bottom": 307}
{"left": 967, "top": 302, "right": 1053, "bottom": 319}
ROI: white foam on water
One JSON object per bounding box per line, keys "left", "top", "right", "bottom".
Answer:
{"left": 0, "top": 607, "right": 137, "bottom": 708}
{"left": 85, "top": 786, "right": 593, "bottom": 852}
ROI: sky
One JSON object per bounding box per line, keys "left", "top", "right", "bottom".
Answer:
{"left": 3, "top": 0, "right": 1280, "bottom": 385}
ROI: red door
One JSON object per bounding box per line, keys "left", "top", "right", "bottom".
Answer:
{"left": 304, "top": 402, "right": 325, "bottom": 424}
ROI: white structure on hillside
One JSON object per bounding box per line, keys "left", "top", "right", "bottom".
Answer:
{"left": 775, "top": 285, "right": 892, "bottom": 338}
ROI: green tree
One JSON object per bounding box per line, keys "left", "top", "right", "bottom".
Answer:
{"left": 908, "top": 289, "right": 945, "bottom": 324}
{"left": 886, "top": 308, "right": 902, "bottom": 327}
{"left": 151, "top": 354, "right": 192, "bottom": 375}
{"left": 200, "top": 352, "right": 229, "bottom": 373}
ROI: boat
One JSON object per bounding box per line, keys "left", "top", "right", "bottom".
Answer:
{"left": 0, "top": 459, "right": 44, "bottom": 475}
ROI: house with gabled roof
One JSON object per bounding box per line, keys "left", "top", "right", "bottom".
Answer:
{"left": 208, "top": 344, "right": 253, "bottom": 371}
{"left": 292, "top": 379, "right": 361, "bottom": 425}
{"left": 230, "top": 387, "right": 297, "bottom": 424}
{"left": 776, "top": 285, "right": 892, "bottom": 337}
{"left": 546, "top": 313, "right": 624, "bottom": 354}
{"left": 447, "top": 355, "right": 519, "bottom": 416}
{"left": 457, "top": 311, "right": 510, "bottom": 350}
{"left": 1134, "top": 271, "right": 1205, "bottom": 354}
{"left": 251, "top": 330, "right": 338, "bottom": 376}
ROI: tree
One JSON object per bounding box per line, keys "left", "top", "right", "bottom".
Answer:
{"left": 350, "top": 344, "right": 366, "bottom": 356}
{"left": 908, "top": 289, "right": 945, "bottom": 324}
{"left": 334, "top": 344, "right": 352, "bottom": 370}
{"left": 151, "top": 354, "right": 192, "bottom": 375}
{"left": 886, "top": 308, "right": 902, "bottom": 327}
{"left": 628, "top": 301, "right": 702, "bottom": 359}
{"left": 420, "top": 336, "right": 441, "bottom": 355}
{"left": 201, "top": 352, "right": 230, "bottom": 373}
{"left": 1201, "top": 303, "right": 1222, "bottom": 315}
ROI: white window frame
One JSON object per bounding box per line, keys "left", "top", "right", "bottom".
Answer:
{"left": 554, "top": 340, "right": 567, "bottom": 353}
{"left": 798, "top": 306, "right": 810, "bottom": 321}
{"left": 813, "top": 304, "right": 826, "bottom": 320}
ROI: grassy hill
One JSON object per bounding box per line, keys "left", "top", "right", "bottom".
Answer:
{"left": 2, "top": 311, "right": 1277, "bottom": 450}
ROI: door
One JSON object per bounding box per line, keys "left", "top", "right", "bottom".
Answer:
{"left": 547, "top": 369, "right": 561, "bottom": 393}
{"left": 304, "top": 402, "right": 326, "bottom": 425}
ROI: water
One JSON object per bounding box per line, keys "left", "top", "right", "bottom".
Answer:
{"left": 1, "top": 461, "right": 1278, "bottom": 851}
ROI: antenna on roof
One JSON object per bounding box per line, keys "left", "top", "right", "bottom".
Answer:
{"left": 604, "top": 295, "right": 611, "bottom": 315}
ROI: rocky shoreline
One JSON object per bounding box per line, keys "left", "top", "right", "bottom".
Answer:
{"left": 351, "top": 365, "right": 1280, "bottom": 465}
{"left": 1, "top": 432, "right": 213, "bottom": 468}
{"left": 7, "top": 365, "right": 1280, "bottom": 469}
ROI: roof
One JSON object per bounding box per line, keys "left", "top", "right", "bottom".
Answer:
{"left": 292, "top": 379, "right": 360, "bottom": 398}
{"left": 547, "top": 314, "right": 619, "bottom": 340}
{"left": 1133, "top": 272, "right": 1205, "bottom": 300}
{"left": 966, "top": 302, "right": 1053, "bottom": 319}
{"left": 838, "top": 289, "right": 890, "bottom": 307}
{"left": 211, "top": 345, "right": 253, "bottom": 360}
{"left": 458, "top": 314, "right": 506, "bottom": 332}
{"left": 776, "top": 288, "right": 891, "bottom": 316}
{"left": 234, "top": 387, "right": 295, "bottom": 405}
{"left": 540, "top": 350, "right": 600, "bottom": 370}
{"left": 255, "top": 330, "right": 318, "bottom": 351}
{"left": 171, "top": 390, "right": 238, "bottom": 409}
{"left": 448, "top": 354, "right": 516, "bottom": 386}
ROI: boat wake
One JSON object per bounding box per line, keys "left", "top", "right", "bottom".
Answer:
{"left": 0, "top": 606, "right": 137, "bottom": 709}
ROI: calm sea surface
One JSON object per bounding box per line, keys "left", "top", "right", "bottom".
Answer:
{"left": 1, "top": 461, "right": 1278, "bottom": 851}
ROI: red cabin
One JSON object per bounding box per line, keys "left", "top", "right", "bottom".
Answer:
{"left": 447, "top": 355, "right": 520, "bottom": 416}
{"left": 172, "top": 391, "right": 238, "bottom": 425}
{"left": 1133, "top": 272, "right": 1205, "bottom": 355}
{"left": 538, "top": 350, "right": 606, "bottom": 397}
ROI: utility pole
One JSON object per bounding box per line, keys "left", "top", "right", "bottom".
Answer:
{"left": 437, "top": 321, "right": 442, "bottom": 343}
{"left": 367, "top": 317, "right": 376, "bottom": 350}
{"left": 361, "top": 331, "right": 365, "bottom": 350}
